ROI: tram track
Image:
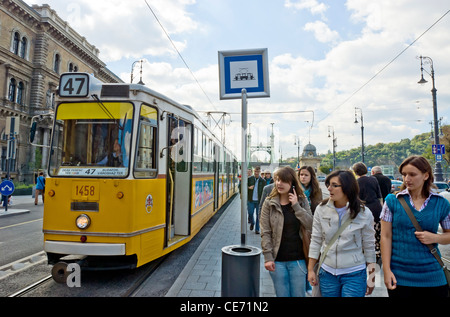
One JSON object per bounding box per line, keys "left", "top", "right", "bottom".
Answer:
{"left": 8, "top": 275, "right": 52, "bottom": 297}
{"left": 7, "top": 255, "right": 168, "bottom": 297}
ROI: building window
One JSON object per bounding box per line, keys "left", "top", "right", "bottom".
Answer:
{"left": 17, "top": 82, "right": 24, "bottom": 105}
{"left": 8, "top": 78, "right": 16, "bottom": 102}
{"left": 54, "top": 54, "right": 60, "bottom": 74}
{"left": 19, "top": 37, "right": 27, "bottom": 58}
{"left": 12, "top": 32, "right": 20, "bottom": 55}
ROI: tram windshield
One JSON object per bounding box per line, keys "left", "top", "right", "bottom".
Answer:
{"left": 49, "top": 102, "right": 133, "bottom": 177}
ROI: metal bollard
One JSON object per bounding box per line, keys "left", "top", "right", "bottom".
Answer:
{"left": 221, "top": 245, "right": 261, "bottom": 297}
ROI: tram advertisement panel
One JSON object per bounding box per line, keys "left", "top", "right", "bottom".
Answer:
{"left": 194, "top": 179, "right": 213, "bottom": 209}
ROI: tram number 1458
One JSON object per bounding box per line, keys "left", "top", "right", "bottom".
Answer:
{"left": 72, "top": 183, "right": 99, "bottom": 200}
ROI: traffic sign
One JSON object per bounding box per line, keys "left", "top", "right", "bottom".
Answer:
{"left": 218, "top": 48, "right": 270, "bottom": 100}
{"left": 432, "top": 144, "right": 445, "bottom": 155}
{"left": 0, "top": 180, "right": 14, "bottom": 196}
{"left": 436, "top": 154, "right": 443, "bottom": 162}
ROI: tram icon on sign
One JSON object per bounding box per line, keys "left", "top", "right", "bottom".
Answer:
{"left": 233, "top": 68, "right": 255, "bottom": 81}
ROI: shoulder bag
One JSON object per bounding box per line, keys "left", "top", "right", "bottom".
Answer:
{"left": 398, "top": 196, "right": 450, "bottom": 288}
{"left": 312, "top": 216, "right": 353, "bottom": 297}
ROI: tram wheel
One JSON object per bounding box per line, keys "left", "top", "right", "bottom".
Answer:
{"left": 51, "top": 262, "right": 69, "bottom": 284}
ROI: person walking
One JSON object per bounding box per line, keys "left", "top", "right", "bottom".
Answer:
{"left": 247, "top": 166, "right": 265, "bottom": 234}
{"left": 380, "top": 155, "right": 450, "bottom": 297}
{"left": 260, "top": 166, "right": 312, "bottom": 297}
{"left": 264, "top": 170, "right": 274, "bottom": 185}
{"left": 35, "top": 171, "right": 45, "bottom": 205}
{"left": 308, "top": 170, "right": 376, "bottom": 297}
{"left": 371, "top": 166, "right": 392, "bottom": 202}
{"left": 297, "top": 165, "right": 323, "bottom": 294}
{"left": 352, "top": 162, "right": 383, "bottom": 263}
{"left": 298, "top": 166, "right": 322, "bottom": 214}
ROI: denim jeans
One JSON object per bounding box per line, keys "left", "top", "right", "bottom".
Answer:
{"left": 247, "top": 201, "right": 260, "bottom": 231}
{"left": 318, "top": 268, "right": 367, "bottom": 297}
{"left": 269, "top": 260, "right": 307, "bottom": 297}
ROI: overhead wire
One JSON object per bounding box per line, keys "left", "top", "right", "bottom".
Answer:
{"left": 317, "top": 9, "right": 450, "bottom": 125}
{"left": 143, "top": 0, "right": 217, "bottom": 110}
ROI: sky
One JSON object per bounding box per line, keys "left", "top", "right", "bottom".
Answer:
{"left": 25, "top": 0, "right": 450, "bottom": 163}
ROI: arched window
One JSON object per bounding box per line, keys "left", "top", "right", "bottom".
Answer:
{"left": 17, "top": 82, "right": 24, "bottom": 105}
{"left": 12, "top": 32, "right": 20, "bottom": 55}
{"left": 20, "top": 37, "right": 27, "bottom": 58}
{"left": 54, "top": 54, "right": 60, "bottom": 74}
{"left": 8, "top": 78, "right": 16, "bottom": 102}
{"left": 68, "top": 63, "right": 79, "bottom": 72}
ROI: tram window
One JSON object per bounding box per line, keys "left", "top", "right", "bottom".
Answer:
{"left": 193, "top": 127, "right": 202, "bottom": 173}
{"left": 49, "top": 101, "right": 133, "bottom": 177}
{"left": 134, "top": 105, "right": 157, "bottom": 178}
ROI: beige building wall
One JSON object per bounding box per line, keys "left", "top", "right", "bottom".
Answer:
{"left": 0, "top": 1, "right": 122, "bottom": 183}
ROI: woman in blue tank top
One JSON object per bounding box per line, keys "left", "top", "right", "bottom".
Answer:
{"left": 380, "top": 155, "right": 450, "bottom": 297}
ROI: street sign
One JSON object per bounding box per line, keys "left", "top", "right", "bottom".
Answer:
{"left": 436, "top": 154, "right": 443, "bottom": 162}
{"left": 218, "top": 48, "right": 270, "bottom": 100}
{"left": 0, "top": 180, "right": 15, "bottom": 196}
{"left": 432, "top": 144, "right": 445, "bottom": 155}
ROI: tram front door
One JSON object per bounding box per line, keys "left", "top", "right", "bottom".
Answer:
{"left": 166, "top": 116, "right": 192, "bottom": 245}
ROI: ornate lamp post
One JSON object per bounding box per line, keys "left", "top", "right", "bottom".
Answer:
{"left": 418, "top": 55, "right": 443, "bottom": 181}
{"left": 131, "top": 60, "right": 145, "bottom": 85}
{"left": 328, "top": 126, "right": 337, "bottom": 170}
{"left": 354, "top": 107, "right": 365, "bottom": 163}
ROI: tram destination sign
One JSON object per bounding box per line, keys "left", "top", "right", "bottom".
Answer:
{"left": 218, "top": 48, "right": 270, "bottom": 100}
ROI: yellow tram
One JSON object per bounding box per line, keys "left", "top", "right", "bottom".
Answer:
{"left": 42, "top": 73, "right": 238, "bottom": 273}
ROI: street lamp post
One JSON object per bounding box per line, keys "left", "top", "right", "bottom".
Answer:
{"left": 294, "top": 136, "right": 300, "bottom": 169}
{"left": 328, "top": 126, "right": 337, "bottom": 170}
{"left": 131, "top": 60, "right": 145, "bottom": 85}
{"left": 354, "top": 107, "right": 365, "bottom": 163}
{"left": 418, "top": 55, "right": 443, "bottom": 181}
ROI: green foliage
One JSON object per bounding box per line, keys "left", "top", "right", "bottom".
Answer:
{"left": 319, "top": 127, "right": 449, "bottom": 175}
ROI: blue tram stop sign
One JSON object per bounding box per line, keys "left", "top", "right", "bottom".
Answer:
{"left": 0, "top": 180, "right": 15, "bottom": 196}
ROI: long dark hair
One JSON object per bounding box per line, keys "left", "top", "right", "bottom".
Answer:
{"left": 269, "top": 166, "right": 305, "bottom": 199}
{"left": 298, "top": 166, "right": 322, "bottom": 205}
{"left": 399, "top": 155, "right": 433, "bottom": 198}
{"left": 323, "top": 170, "right": 363, "bottom": 219}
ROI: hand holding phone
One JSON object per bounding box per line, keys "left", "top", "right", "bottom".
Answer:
{"left": 289, "top": 185, "right": 298, "bottom": 205}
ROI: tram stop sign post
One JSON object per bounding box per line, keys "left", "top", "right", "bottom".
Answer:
{"left": 0, "top": 180, "right": 14, "bottom": 212}
{"left": 218, "top": 48, "right": 269, "bottom": 297}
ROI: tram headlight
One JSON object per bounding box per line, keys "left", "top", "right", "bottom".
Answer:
{"left": 76, "top": 214, "right": 91, "bottom": 229}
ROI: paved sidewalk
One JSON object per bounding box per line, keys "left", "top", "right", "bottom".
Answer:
{"left": 0, "top": 195, "right": 33, "bottom": 217}
{"left": 166, "top": 196, "right": 275, "bottom": 297}
{"left": 165, "top": 194, "right": 388, "bottom": 297}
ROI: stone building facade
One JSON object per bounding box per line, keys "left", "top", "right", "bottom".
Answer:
{"left": 0, "top": 0, "right": 122, "bottom": 183}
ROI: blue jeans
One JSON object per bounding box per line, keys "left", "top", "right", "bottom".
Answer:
{"left": 247, "top": 201, "right": 260, "bottom": 231}
{"left": 269, "top": 260, "right": 307, "bottom": 297}
{"left": 318, "top": 268, "right": 367, "bottom": 297}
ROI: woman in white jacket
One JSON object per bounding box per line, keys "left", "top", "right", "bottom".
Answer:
{"left": 307, "top": 170, "right": 376, "bottom": 297}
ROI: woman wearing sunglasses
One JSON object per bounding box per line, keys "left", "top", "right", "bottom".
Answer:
{"left": 307, "top": 170, "right": 376, "bottom": 297}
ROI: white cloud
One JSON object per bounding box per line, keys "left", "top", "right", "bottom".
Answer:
{"left": 284, "top": 0, "right": 328, "bottom": 15}
{"left": 304, "top": 20, "right": 340, "bottom": 44}
{"left": 29, "top": 0, "right": 197, "bottom": 62}
{"left": 23, "top": 0, "right": 450, "bottom": 159}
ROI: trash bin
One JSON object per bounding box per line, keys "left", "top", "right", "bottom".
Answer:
{"left": 221, "top": 245, "right": 261, "bottom": 297}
